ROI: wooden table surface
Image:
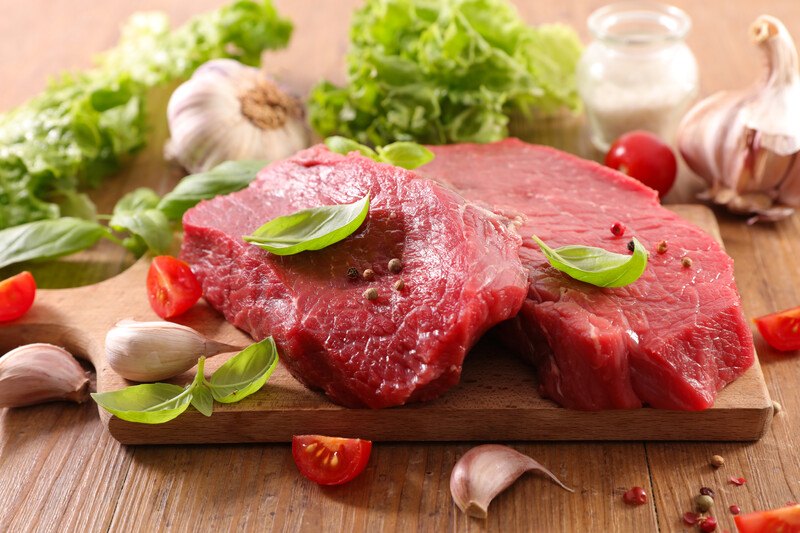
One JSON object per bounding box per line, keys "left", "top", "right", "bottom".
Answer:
{"left": 2, "top": 1, "right": 800, "bottom": 531}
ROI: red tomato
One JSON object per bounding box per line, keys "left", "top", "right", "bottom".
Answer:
{"left": 292, "top": 435, "right": 372, "bottom": 485}
{"left": 754, "top": 306, "right": 800, "bottom": 352}
{"left": 604, "top": 130, "right": 678, "bottom": 198}
{"left": 734, "top": 504, "right": 800, "bottom": 533}
{"left": 0, "top": 271, "right": 36, "bottom": 322}
{"left": 146, "top": 256, "right": 202, "bottom": 319}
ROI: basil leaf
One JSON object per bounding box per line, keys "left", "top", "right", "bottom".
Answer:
{"left": 113, "top": 187, "right": 160, "bottom": 214}
{"left": 208, "top": 336, "right": 279, "bottom": 403}
{"left": 325, "top": 136, "right": 378, "bottom": 159}
{"left": 376, "top": 142, "right": 434, "bottom": 170}
{"left": 0, "top": 217, "right": 109, "bottom": 270}
{"left": 189, "top": 357, "right": 213, "bottom": 417}
{"left": 531, "top": 235, "right": 648, "bottom": 288}
{"left": 157, "top": 160, "right": 266, "bottom": 221}
{"left": 110, "top": 209, "right": 172, "bottom": 255}
{"left": 243, "top": 194, "right": 370, "bottom": 256}
{"left": 91, "top": 383, "right": 192, "bottom": 424}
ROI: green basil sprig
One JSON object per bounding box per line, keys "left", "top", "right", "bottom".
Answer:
{"left": 92, "top": 336, "right": 279, "bottom": 424}
{"left": 325, "top": 136, "right": 434, "bottom": 170}
{"left": 243, "top": 194, "right": 370, "bottom": 256}
{"left": 531, "top": 235, "right": 648, "bottom": 288}
{"left": 0, "top": 218, "right": 110, "bottom": 270}
{"left": 157, "top": 160, "right": 266, "bottom": 221}
{"left": 109, "top": 188, "right": 172, "bottom": 255}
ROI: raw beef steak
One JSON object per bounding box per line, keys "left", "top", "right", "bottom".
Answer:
{"left": 421, "top": 139, "right": 755, "bottom": 410}
{"left": 181, "top": 145, "right": 528, "bottom": 408}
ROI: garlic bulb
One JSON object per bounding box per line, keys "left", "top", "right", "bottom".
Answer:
{"left": 450, "top": 444, "right": 573, "bottom": 518}
{"left": 0, "top": 344, "right": 90, "bottom": 408}
{"left": 105, "top": 319, "right": 243, "bottom": 382}
{"left": 678, "top": 15, "right": 800, "bottom": 222}
{"left": 165, "top": 59, "right": 310, "bottom": 173}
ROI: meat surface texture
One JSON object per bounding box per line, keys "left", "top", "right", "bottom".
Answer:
{"left": 181, "top": 145, "right": 528, "bottom": 408}
{"left": 421, "top": 139, "right": 755, "bottom": 411}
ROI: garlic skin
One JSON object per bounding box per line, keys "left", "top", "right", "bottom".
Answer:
{"left": 0, "top": 344, "right": 90, "bottom": 408}
{"left": 450, "top": 444, "right": 573, "bottom": 519}
{"left": 678, "top": 15, "right": 800, "bottom": 222}
{"left": 105, "top": 319, "right": 242, "bottom": 382}
{"left": 166, "top": 59, "right": 310, "bottom": 173}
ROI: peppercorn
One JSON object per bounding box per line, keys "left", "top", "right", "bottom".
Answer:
{"left": 363, "top": 268, "right": 375, "bottom": 281}
{"left": 388, "top": 258, "right": 403, "bottom": 273}
{"left": 700, "top": 487, "right": 715, "bottom": 498}
{"left": 710, "top": 455, "right": 725, "bottom": 468}
{"left": 695, "top": 494, "right": 714, "bottom": 513}
{"left": 656, "top": 240, "right": 668, "bottom": 254}
{"left": 611, "top": 222, "right": 626, "bottom": 237}
{"left": 729, "top": 505, "right": 741, "bottom": 515}
{"left": 363, "top": 288, "right": 378, "bottom": 301}
{"left": 393, "top": 279, "right": 405, "bottom": 291}
{"left": 699, "top": 516, "right": 717, "bottom": 532}
{"left": 347, "top": 267, "right": 359, "bottom": 279}
{"left": 627, "top": 240, "right": 635, "bottom": 252}
{"left": 682, "top": 256, "right": 693, "bottom": 268}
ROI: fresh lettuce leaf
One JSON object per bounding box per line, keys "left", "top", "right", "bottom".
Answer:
{"left": 308, "top": 0, "right": 582, "bottom": 145}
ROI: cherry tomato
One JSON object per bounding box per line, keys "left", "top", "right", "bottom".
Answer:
{"left": 146, "top": 256, "right": 202, "bottom": 319}
{"left": 734, "top": 504, "right": 800, "bottom": 533}
{"left": 604, "top": 130, "right": 678, "bottom": 198}
{"left": 754, "top": 306, "right": 800, "bottom": 352}
{"left": 292, "top": 435, "right": 372, "bottom": 485}
{"left": 0, "top": 271, "right": 36, "bottom": 322}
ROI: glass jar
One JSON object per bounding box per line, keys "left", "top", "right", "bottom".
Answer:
{"left": 577, "top": 2, "right": 699, "bottom": 152}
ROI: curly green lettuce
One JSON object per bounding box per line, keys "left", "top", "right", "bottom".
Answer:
{"left": 0, "top": 0, "right": 292, "bottom": 230}
{"left": 308, "top": 0, "right": 582, "bottom": 146}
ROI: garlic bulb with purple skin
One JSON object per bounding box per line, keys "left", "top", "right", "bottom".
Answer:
{"left": 677, "top": 15, "right": 800, "bottom": 222}
{"left": 165, "top": 59, "right": 310, "bottom": 174}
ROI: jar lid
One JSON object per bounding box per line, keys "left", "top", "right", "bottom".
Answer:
{"left": 588, "top": 1, "right": 691, "bottom": 46}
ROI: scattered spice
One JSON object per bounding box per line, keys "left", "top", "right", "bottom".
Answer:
{"left": 683, "top": 511, "right": 701, "bottom": 525}
{"left": 656, "top": 240, "right": 668, "bottom": 254}
{"left": 696, "top": 494, "right": 715, "bottom": 513}
{"left": 347, "top": 267, "right": 359, "bottom": 279}
{"left": 622, "top": 486, "right": 648, "bottom": 506}
{"left": 393, "top": 279, "right": 405, "bottom": 291}
{"left": 729, "top": 505, "right": 741, "bottom": 515}
{"left": 699, "top": 515, "right": 718, "bottom": 532}
{"left": 700, "top": 487, "right": 716, "bottom": 498}
{"left": 627, "top": 240, "right": 635, "bottom": 252}
{"left": 363, "top": 288, "right": 378, "bottom": 301}
{"left": 710, "top": 455, "right": 725, "bottom": 468}
{"left": 682, "top": 256, "right": 693, "bottom": 268}
{"left": 362, "top": 268, "right": 375, "bottom": 281}
{"left": 388, "top": 258, "right": 403, "bottom": 273}
{"left": 611, "top": 222, "right": 626, "bottom": 237}
{"left": 729, "top": 476, "right": 746, "bottom": 486}
{"left": 773, "top": 400, "right": 782, "bottom": 414}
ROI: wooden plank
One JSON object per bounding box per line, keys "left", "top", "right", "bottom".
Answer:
{"left": 0, "top": 205, "right": 773, "bottom": 444}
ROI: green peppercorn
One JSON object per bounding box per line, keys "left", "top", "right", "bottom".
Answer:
{"left": 695, "top": 494, "right": 714, "bottom": 513}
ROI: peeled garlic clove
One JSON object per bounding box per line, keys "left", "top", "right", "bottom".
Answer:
{"left": 0, "top": 343, "right": 90, "bottom": 408}
{"left": 105, "top": 319, "right": 243, "bottom": 382}
{"left": 450, "top": 444, "right": 573, "bottom": 518}
{"left": 166, "top": 58, "right": 310, "bottom": 173}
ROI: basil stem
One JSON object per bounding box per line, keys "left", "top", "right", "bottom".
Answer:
{"left": 243, "top": 194, "right": 370, "bottom": 256}
{"left": 531, "top": 235, "right": 648, "bottom": 288}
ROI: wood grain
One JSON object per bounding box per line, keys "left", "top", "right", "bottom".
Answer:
{"left": 1, "top": 1, "right": 800, "bottom": 532}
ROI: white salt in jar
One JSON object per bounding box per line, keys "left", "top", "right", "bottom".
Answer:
{"left": 577, "top": 2, "right": 698, "bottom": 151}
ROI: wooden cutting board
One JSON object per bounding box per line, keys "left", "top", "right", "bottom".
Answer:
{"left": 0, "top": 204, "right": 773, "bottom": 444}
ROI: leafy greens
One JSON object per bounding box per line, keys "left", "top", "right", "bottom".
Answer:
{"left": 308, "top": 0, "right": 583, "bottom": 145}
{"left": 0, "top": 1, "right": 292, "bottom": 231}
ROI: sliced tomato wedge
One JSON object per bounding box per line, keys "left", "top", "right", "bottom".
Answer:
{"left": 754, "top": 306, "right": 800, "bottom": 352}
{"left": 734, "top": 504, "right": 800, "bottom": 532}
{"left": 0, "top": 271, "right": 36, "bottom": 322}
{"left": 146, "top": 256, "right": 202, "bottom": 319}
{"left": 292, "top": 435, "right": 372, "bottom": 485}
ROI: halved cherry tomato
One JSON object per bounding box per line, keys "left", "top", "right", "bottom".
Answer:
{"left": 604, "top": 130, "right": 678, "bottom": 198}
{"left": 734, "top": 504, "right": 800, "bottom": 532}
{"left": 292, "top": 435, "right": 372, "bottom": 485}
{"left": 0, "top": 271, "right": 36, "bottom": 322}
{"left": 754, "top": 306, "right": 800, "bottom": 352}
{"left": 146, "top": 256, "right": 202, "bottom": 319}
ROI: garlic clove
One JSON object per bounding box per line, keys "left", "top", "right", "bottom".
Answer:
{"left": 449, "top": 444, "right": 573, "bottom": 519}
{"left": 105, "top": 319, "right": 243, "bottom": 382}
{"left": 0, "top": 343, "right": 90, "bottom": 408}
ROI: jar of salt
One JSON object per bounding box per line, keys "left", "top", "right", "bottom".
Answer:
{"left": 577, "top": 2, "right": 698, "bottom": 152}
